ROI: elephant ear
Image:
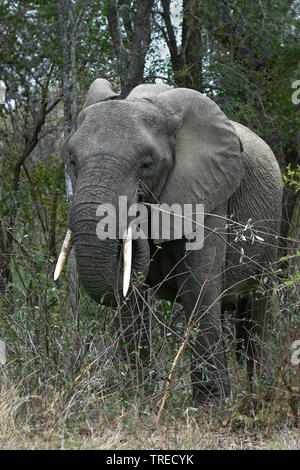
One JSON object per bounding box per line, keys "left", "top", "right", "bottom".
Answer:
{"left": 83, "top": 78, "right": 119, "bottom": 108}
{"left": 153, "top": 88, "right": 243, "bottom": 215}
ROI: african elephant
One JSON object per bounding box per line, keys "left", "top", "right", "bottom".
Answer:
{"left": 56, "top": 79, "right": 282, "bottom": 403}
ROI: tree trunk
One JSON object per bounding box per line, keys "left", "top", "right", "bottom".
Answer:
{"left": 58, "top": 0, "right": 80, "bottom": 313}
{"left": 106, "top": 0, "right": 154, "bottom": 97}
{"left": 49, "top": 188, "right": 58, "bottom": 258}
{"left": 161, "top": 0, "right": 203, "bottom": 91}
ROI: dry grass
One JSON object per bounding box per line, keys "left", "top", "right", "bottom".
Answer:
{"left": 0, "top": 373, "right": 299, "bottom": 450}
{"left": 0, "top": 259, "right": 299, "bottom": 451}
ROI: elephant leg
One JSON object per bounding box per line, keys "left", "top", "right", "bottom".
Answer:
{"left": 175, "top": 210, "right": 231, "bottom": 404}
{"left": 178, "top": 266, "right": 230, "bottom": 403}
{"left": 236, "top": 292, "right": 268, "bottom": 379}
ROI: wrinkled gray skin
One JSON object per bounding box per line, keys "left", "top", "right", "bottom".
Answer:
{"left": 64, "top": 79, "right": 282, "bottom": 403}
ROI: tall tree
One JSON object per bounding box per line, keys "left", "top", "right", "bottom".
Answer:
{"left": 105, "top": 0, "right": 155, "bottom": 97}
{"left": 58, "top": 0, "right": 87, "bottom": 313}
{"left": 199, "top": 0, "right": 299, "bottom": 164}
{"left": 158, "top": 0, "right": 204, "bottom": 90}
{"left": 0, "top": 1, "right": 61, "bottom": 292}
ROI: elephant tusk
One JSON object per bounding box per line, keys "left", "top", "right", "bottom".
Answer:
{"left": 54, "top": 229, "right": 73, "bottom": 281}
{"left": 123, "top": 225, "right": 132, "bottom": 297}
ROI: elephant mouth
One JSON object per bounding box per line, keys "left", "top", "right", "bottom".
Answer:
{"left": 54, "top": 224, "right": 150, "bottom": 305}
{"left": 54, "top": 225, "right": 136, "bottom": 297}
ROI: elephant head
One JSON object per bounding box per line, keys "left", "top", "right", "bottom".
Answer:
{"left": 56, "top": 79, "right": 243, "bottom": 305}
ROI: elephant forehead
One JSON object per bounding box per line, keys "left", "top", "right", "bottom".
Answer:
{"left": 75, "top": 100, "right": 166, "bottom": 140}
{"left": 69, "top": 101, "right": 168, "bottom": 159}
{"left": 70, "top": 114, "right": 137, "bottom": 157}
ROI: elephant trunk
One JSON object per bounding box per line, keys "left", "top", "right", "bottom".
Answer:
{"left": 68, "top": 176, "right": 149, "bottom": 306}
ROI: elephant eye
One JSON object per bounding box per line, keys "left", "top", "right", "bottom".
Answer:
{"left": 141, "top": 156, "right": 154, "bottom": 169}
